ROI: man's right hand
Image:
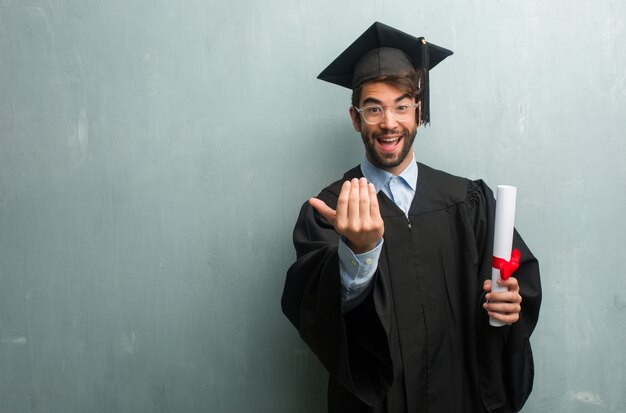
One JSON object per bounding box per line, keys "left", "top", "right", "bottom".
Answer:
{"left": 309, "top": 177, "right": 384, "bottom": 254}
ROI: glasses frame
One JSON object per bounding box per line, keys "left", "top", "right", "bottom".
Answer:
{"left": 353, "top": 102, "right": 420, "bottom": 125}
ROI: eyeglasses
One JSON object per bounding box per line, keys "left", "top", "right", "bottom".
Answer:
{"left": 353, "top": 102, "right": 419, "bottom": 124}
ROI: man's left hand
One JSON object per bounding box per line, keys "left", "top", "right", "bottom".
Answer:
{"left": 483, "top": 277, "right": 522, "bottom": 325}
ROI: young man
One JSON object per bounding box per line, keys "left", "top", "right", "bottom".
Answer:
{"left": 281, "top": 22, "right": 541, "bottom": 413}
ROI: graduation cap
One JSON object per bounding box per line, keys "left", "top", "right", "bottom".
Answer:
{"left": 318, "top": 22, "right": 453, "bottom": 124}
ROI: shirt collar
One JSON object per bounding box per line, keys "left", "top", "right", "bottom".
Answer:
{"left": 360, "top": 154, "right": 418, "bottom": 193}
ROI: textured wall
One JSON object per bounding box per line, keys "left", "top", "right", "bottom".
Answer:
{"left": 0, "top": 1, "right": 624, "bottom": 412}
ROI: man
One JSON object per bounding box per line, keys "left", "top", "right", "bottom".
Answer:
{"left": 281, "top": 22, "right": 541, "bottom": 413}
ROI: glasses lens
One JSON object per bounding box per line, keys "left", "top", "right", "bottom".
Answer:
{"left": 363, "top": 106, "right": 383, "bottom": 123}
{"left": 360, "top": 104, "right": 416, "bottom": 123}
{"left": 392, "top": 104, "right": 413, "bottom": 121}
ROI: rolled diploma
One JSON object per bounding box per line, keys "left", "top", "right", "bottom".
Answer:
{"left": 490, "top": 185, "right": 517, "bottom": 327}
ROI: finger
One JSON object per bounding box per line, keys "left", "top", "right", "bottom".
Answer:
{"left": 348, "top": 178, "right": 361, "bottom": 229}
{"left": 483, "top": 279, "right": 492, "bottom": 292}
{"left": 483, "top": 299, "right": 522, "bottom": 324}
{"left": 487, "top": 310, "right": 519, "bottom": 325}
{"left": 359, "top": 178, "right": 371, "bottom": 222}
{"left": 486, "top": 290, "right": 522, "bottom": 304}
{"left": 368, "top": 183, "right": 381, "bottom": 219}
{"left": 309, "top": 198, "right": 337, "bottom": 225}
{"left": 498, "top": 276, "right": 520, "bottom": 292}
{"left": 335, "top": 181, "right": 351, "bottom": 230}
{"left": 484, "top": 300, "right": 522, "bottom": 314}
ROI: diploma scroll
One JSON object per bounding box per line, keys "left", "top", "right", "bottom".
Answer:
{"left": 490, "top": 185, "right": 517, "bottom": 327}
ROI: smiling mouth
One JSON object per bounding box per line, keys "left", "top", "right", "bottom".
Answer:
{"left": 376, "top": 136, "right": 402, "bottom": 152}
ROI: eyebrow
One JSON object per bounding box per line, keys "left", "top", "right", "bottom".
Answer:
{"left": 361, "top": 94, "right": 413, "bottom": 106}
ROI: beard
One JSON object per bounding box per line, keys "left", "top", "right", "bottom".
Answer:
{"left": 361, "top": 126, "right": 417, "bottom": 171}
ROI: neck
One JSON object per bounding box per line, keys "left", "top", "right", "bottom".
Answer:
{"left": 370, "top": 151, "right": 414, "bottom": 176}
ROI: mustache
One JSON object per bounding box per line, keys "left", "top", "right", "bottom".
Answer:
{"left": 372, "top": 130, "right": 404, "bottom": 138}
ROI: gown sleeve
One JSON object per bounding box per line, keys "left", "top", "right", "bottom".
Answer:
{"left": 468, "top": 180, "right": 542, "bottom": 412}
{"left": 281, "top": 187, "right": 394, "bottom": 406}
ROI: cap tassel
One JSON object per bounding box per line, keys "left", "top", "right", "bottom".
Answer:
{"left": 419, "top": 37, "right": 430, "bottom": 126}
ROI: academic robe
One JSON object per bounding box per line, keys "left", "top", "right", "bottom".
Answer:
{"left": 281, "top": 162, "right": 541, "bottom": 413}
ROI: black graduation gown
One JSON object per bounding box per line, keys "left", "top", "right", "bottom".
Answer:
{"left": 281, "top": 162, "right": 542, "bottom": 413}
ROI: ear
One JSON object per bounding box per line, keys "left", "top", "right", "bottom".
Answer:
{"left": 349, "top": 106, "right": 362, "bottom": 132}
{"left": 416, "top": 100, "right": 422, "bottom": 128}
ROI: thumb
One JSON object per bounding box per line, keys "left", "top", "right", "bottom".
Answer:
{"left": 309, "top": 197, "right": 336, "bottom": 225}
{"left": 483, "top": 279, "right": 492, "bottom": 292}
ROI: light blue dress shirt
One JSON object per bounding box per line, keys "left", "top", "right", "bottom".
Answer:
{"left": 339, "top": 156, "right": 418, "bottom": 311}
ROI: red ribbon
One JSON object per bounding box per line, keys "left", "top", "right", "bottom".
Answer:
{"left": 492, "top": 248, "right": 521, "bottom": 280}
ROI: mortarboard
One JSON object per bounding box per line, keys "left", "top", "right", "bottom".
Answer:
{"left": 317, "top": 22, "right": 453, "bottom": 124}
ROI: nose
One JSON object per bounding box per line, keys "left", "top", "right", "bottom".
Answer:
{"left": 379, "top": 108, "right": 399, "bottom": 130}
